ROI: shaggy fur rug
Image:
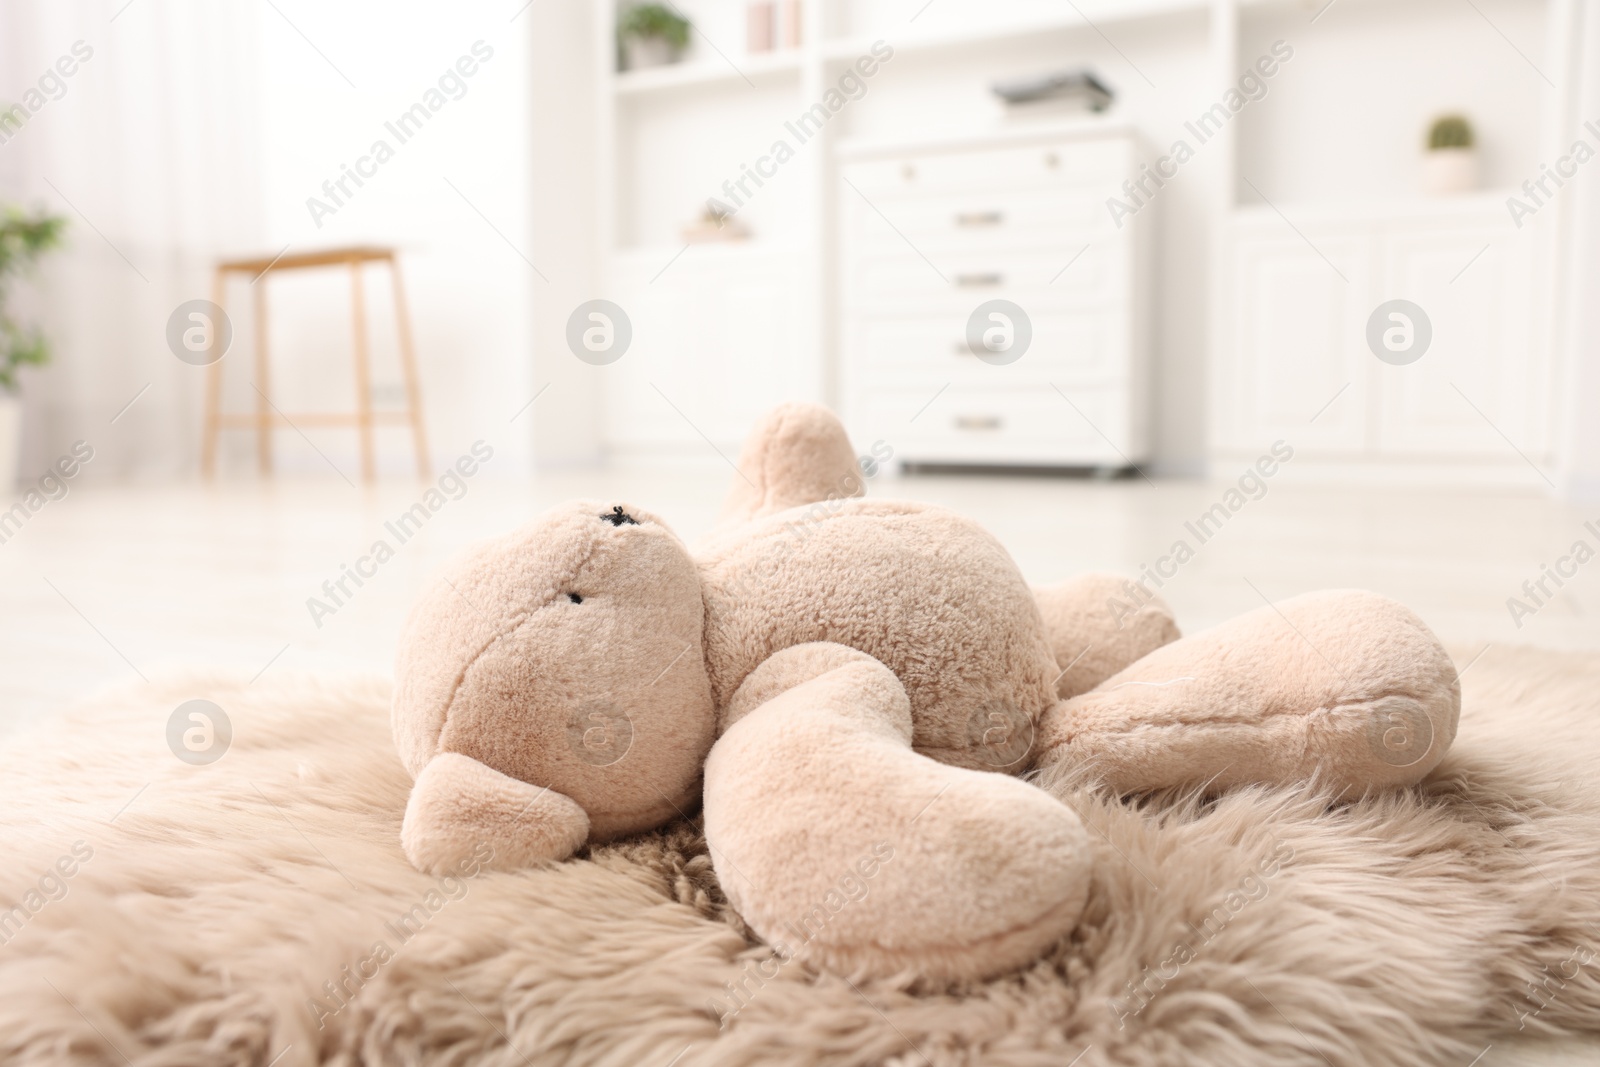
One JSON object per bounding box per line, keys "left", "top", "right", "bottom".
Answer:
{"left": 2, "top": 645, "right": 1599, "bottom": 1067}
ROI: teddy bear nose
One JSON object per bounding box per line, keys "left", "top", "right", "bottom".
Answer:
{"left": 600, "top": 505, "right": 639, "bottom": 527}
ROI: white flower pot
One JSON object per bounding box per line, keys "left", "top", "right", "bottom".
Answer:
{"left": 1422, "top": 148, "right": 1479, "bottom": 196}
{"left": 624, "top": 37, "right": 680, "bottom": 70}
{"left": 0, "top": 393, "right": 20, "bottom": 491}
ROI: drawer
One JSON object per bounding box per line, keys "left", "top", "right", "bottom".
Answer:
{"left": 842, "top": 187, "right": 1116, "bottom": 254}
{"left": 843, "top": 242, "right": 1126, "bottom": 311}
{"left": 857, "top": 385, "right": 1137, "bottom": 465}
{"left": 841, "top": 137, "right": 1131, "bottom": 197}
{"left": 846, "top": 311, "right": 1125, "bottom": 386}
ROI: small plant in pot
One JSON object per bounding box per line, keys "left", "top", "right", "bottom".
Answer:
{"left": 0, "top": 207, "right": 68, "bottom": 490}
{"left": 1422, "top": 114, "right": 1478, "bottom": 196}
{"left": 618, "top": 3, "right": 691, "bottom": 71}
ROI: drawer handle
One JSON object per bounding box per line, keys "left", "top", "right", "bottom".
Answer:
{"left": 955, "top": 272, "right": 1003, "bottom": 288}
{"left": 954, "top": 415, "right": 1003, "bottom": 432}
{"left": 954, "top": 211, "right": 1004, "bottom": 227}
{"left": 953, "top": 341, "right": 974, "bottom": 356}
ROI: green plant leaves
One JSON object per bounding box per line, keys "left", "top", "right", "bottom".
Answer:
{"left": 617, "top": 3, "right": 690, "bottom": 49}
{"left": 1427, "top": 114, "right": 1474, "bottom": 151}
{"left": 0, "top": 206, "right": 67, "bottom": 393}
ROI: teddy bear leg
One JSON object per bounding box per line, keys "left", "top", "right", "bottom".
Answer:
{"left": 1034, "top": 573, "right": 1182, "bottom": 700}
{"left": 717, "top": 402, "right": 866, "bottom": 526}
{"left": 704, "top": 642, "right": 1093, "bottom": 982}
{"left": 401, "top": 752, "right": 591, "bottom": 874}
{"left": 1035, "top": 590, "right": 1460, "bottom": 798}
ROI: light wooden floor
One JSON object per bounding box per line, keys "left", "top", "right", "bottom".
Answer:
{"left": 2, "top": 465, "right": 1595, "bottom": 739}
{"left": 1, "top": 467, "right": 1596, "bottom": 1063}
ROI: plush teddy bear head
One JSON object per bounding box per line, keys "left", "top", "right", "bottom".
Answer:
{"left": 391, "top": 499, "right": 716, "bottom": 841}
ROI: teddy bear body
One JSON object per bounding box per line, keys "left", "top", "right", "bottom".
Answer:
{"left": 697, "top": 497, "right": 1058, "bottom": 770}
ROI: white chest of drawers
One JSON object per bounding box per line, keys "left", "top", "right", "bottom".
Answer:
{"left": 836, "top": 121, "right": 1151, "bottom": 472}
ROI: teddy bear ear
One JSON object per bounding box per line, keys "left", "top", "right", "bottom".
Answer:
{"left": 717, "top": 402, "right": 864, "bottom": 526}
{"left": 401, "top": 753, "right": 591, "bottom": 874}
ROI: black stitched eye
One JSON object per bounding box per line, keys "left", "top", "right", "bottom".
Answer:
{"left": 568, "top": 593, "right": 583, "bottom": 604}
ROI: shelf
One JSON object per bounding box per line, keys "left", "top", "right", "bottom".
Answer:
{"left": 819, "top": 0, "right": 1208, "bottom": 62}
{"left": 836, "top": 115, "right": 1136, "bottom": 159}
{"left": 612, "top": 239, "right": 804, "bottom": 265}
{"left": 614, "top": 50, "right": 802, "bottom": 97}
{"left": 1231, "top": 191, "right": 1520, "bottom": 225}
{"left": 611, "top": 0, "right": 1209, "bottom": 95}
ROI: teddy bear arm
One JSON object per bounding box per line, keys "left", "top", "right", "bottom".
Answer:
{"left": 401, "top": 752, "right": 590, "bottom": 875}
{"left": 1034, "top": 573, "right": 1181, "bottom": 700}
{"left": 705, "top": 642, "right": 1093, "bottom": 981}
{"left": 1036, "top": 589, "right": 1460, "bottom": 797}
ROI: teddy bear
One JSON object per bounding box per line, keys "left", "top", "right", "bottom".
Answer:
{"left": 390, "top": 403, "right": 1459, "bottom": 981}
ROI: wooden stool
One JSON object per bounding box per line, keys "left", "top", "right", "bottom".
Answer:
{"left": 201, "top": 246, "right": 429, "bottom": 481}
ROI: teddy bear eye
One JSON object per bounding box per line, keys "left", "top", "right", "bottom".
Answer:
{"left": 567, "top": 593, "right": 583, "bottom": 604}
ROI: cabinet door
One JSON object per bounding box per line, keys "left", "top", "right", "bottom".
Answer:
{"left": 1219, "top": 229, "right": 1371, "bottom": 455}
{"left": 1373, "top": 227, "right": 1547, "bottom": 460}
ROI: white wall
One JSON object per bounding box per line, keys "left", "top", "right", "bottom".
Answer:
{"left": 1, "top": 0, "right": 536, "bottom": 480}
{"left": 1237, "top": 0, "right": 1548, "bottom": 207}
{"left": 1, "top": 0, "right": 265, "bottom": 479}
{"left": 1559, "top": 0, "right": 1600, "bottom": 500}
{"left": 529, "top": 0, "right": 606, "bottom": 469}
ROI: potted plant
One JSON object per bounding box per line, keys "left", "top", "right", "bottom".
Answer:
{"left": 0, "top": 207, "right": 67, "bottom": 489}
{"left": 618, "top": 3, "right": 691, "bottom": 71}
{"left": 1422, "top": 114, "right": 1478, "bottom": 196}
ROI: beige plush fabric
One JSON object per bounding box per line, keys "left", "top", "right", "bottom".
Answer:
{"left": 401, "top": 752, "right": 589, "bottom": 873}
{"left": 697, "top": 497, "right": 1060, "bottom": 770}
{"left": 392, "top": 405, "right": 1086, "bottom": 882}
{"left": 392, "top": 500, "right": 720, "bottom": 870}
{"left": 715, "top": 402, "right": 866, "bottom": 526}
{"left": 1041, "top": 590, "right": 1461, "bottom": 798}
{"left": 1034, "top": 574, "right": 1181, "bottom": 699}
{"left": 1, "top": 652, "right": 1597, "bottom": 1066}
{"left": 705, "top": 643, "right": 1093, "bottom": 981}
{"left": 390, "top": 401, "right": 1461, "bottom": 980}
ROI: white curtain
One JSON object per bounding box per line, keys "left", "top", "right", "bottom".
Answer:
{"left": 1, "top": 0, "right": 265, "bottom": 476}
{"left": 2, "top": 0, "right": 537, "bottom": 479}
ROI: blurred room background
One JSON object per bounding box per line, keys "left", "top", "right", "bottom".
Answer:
{"left": 1, "top": 0, "right": 1597, "bottom": 741}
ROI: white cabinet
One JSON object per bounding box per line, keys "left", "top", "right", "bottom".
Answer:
{"left": 1373, "top": 225, "right": 1545, "bottom": 458}
{"left": 1216, "top": 199, "right": 1552, "bottom": 472}
{"left": 837, "top": 122, "right": 1152, "bottom": 470}
{"left": 1220, "top": 232, "right": 1372, "bottom": 455}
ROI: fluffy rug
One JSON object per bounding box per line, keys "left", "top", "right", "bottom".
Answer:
{"left": 2, "top": 645, "right": 1599, "bottom": 1067}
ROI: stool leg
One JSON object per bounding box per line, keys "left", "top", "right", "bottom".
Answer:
{"left": 201, "top": 268, "right": 225, "bottom": 478}
{"left": 388, "top": 256, "right": 430, "bottom": 479}
{"left": 350, "top": 260, "right": 376, "bottom": 482}
{"left": 254, "top": 275, "right": 272, "bottom": 476}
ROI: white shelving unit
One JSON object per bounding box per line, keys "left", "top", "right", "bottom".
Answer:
{"left": 613, "top": 50, "right": 803, "bottom": 96}
{"left": 591, "top": 0, "right": 1214, "bottom": 464}
{"left": 587, "top": 0, "right": 1584, "bottom": 478}
{"left": 1211, "top": 0, "right": 1580, "bottom": 485}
